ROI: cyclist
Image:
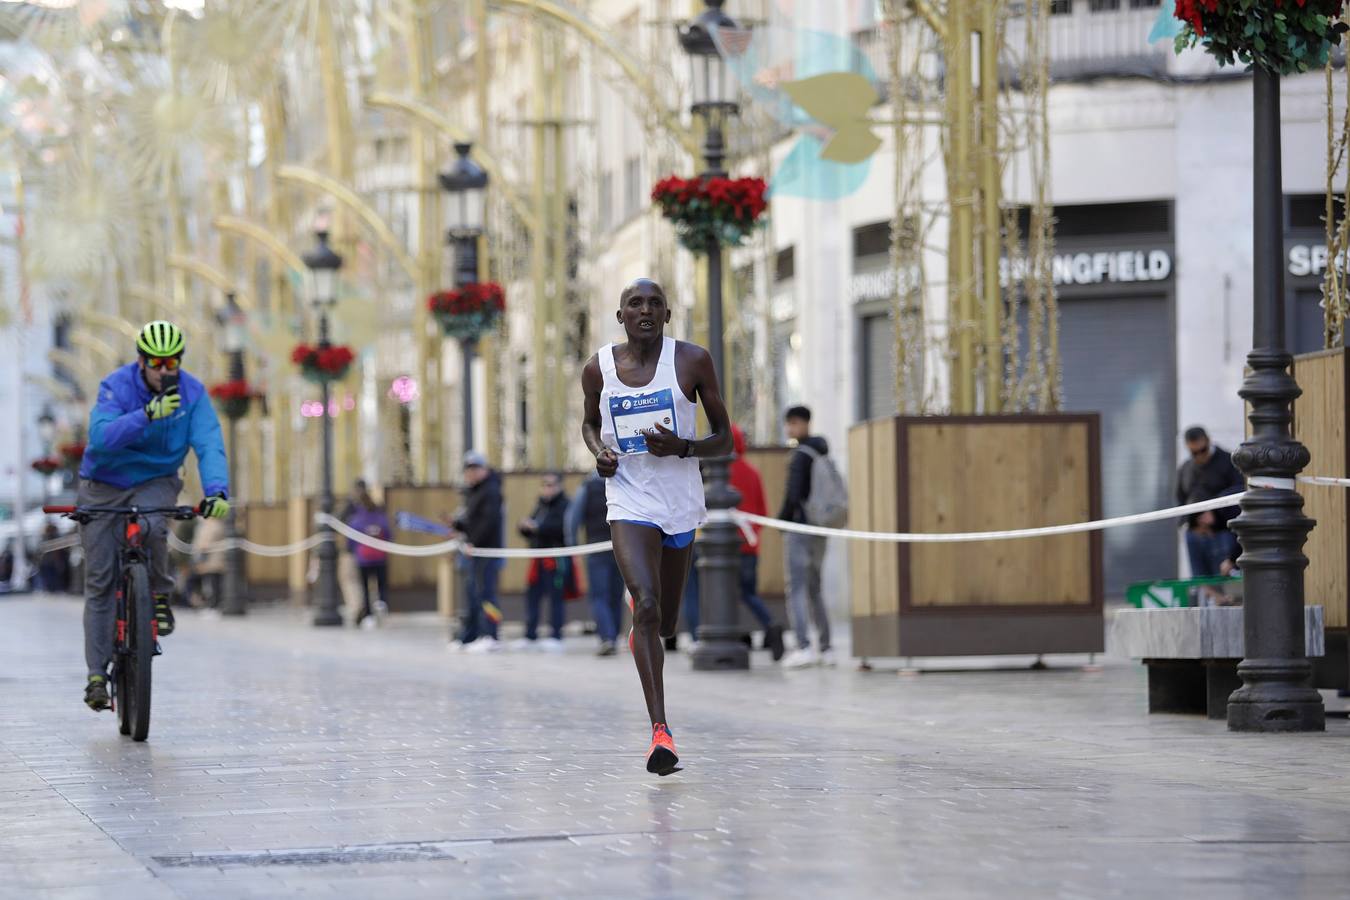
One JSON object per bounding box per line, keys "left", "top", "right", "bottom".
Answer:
{"left": 78, "top": 320, "right": 230, "bottom": 711}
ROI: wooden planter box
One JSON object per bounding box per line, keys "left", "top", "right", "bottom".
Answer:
{"left": 1292, "top": 347, "right": 1350, "bottom": 689}
{"left": 848, "top": 415, "right": 1103, "bottom": 659}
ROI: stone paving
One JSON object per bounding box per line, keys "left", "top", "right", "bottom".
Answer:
{"left": 4, "top": 594, "right": 1350, "bottom": 899}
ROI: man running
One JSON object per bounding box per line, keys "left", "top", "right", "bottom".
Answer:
{"left": 78, "top": 320, "right": 230, "bottom": 710}
{"left": 580, "top": 278, "right": 732, "bottom": 776}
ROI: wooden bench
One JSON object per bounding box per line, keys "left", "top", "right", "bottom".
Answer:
{"left": 1110, "top": 606, "right": 1325, "bottom": 719}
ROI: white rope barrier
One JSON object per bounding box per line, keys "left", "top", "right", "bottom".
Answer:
{"left": 737, "top": 493, "right": 1245, "bottom": 544}
{"left": 167, "top": 532, "right": 333, "bottom": 558}
{"left": 136, "top": 473, "right": 1350, "bottom": 559}
{"left": 314, "top": 513, "right": 615, "bottom": 559}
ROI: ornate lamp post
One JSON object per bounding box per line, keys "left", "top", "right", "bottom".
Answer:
{"left": 219, "top": 293, "right": 248, "bottom": 617}
{"left": 439, "top": 142, "right": 489, "bottom": 456}
{"left": 679, "top": 0, "right": 748, "bottom": 671}
{"left": 36, "top": 409, "right": 56, "bottom": 505}
{"left": 303, "top": 229, "right": 345, "bottom": 627}
{"left": 1227, "top": 66, "right": 1324, "bottom": 731}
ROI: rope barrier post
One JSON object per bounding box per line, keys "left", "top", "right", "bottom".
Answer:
{"left": 436, "top": 555, "right": 457, "bottom": 621}
{"left": 1227, "top": 66, "right": 1324, "bottom": 732}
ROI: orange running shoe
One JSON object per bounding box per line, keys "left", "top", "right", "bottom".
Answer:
{"left": 646, "top": 723, "right": 679, "bottom": 775}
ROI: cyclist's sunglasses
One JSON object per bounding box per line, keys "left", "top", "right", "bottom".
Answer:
{"left": 143, "top": 355, "right": 182, "bottom": 371}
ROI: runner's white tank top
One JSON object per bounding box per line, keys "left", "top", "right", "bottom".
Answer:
{"left": 598, "top": 337, "right": 706, "bottom": 535}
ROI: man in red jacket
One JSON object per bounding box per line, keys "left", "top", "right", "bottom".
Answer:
{"left": 728, "top": 425, "right": 786, "bottom": 660}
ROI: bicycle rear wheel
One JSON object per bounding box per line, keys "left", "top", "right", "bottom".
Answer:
{"left": 124, "top": 563, "right": 154, "bottom": 741}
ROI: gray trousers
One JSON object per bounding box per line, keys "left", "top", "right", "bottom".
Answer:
{"left": 80, "top": 476, "right": 181, "bottom": 676}
{"left": 784, "top": 532, "right": 830, "bottom": 651}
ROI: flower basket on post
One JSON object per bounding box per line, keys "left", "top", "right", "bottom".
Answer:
{"left": 209, "top": 379, "right": 260, "bottom": 421}
{"left": 291, "top": 343, "right": 355, "bottom": 384}
{"left": 651, "top": 175, "right": 768, "bottom": 252}
{"left": 31, "top": 457, "right": 61, "bottom": 477}
{"left": 427, "top": 283, "right": 505, "bottom": 341}
{"left": 58, "top": 442, "right": 85, "bottom": 473}
{"left": 1174, "top": 0, "right": 1347, "bottom": 74}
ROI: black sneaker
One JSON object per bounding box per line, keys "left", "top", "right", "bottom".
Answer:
{"left": 154, "top": 594, "right": 175, "bottom": 636}
{"left": 84, "top": 675, "right": 110, "bottom": 711}
{"left": 766, "top": 624, "right": 786, "bottom": 662}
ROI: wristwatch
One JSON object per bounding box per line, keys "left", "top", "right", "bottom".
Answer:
{"left": 679, "top": 439, "right": 693, "bottom": 459}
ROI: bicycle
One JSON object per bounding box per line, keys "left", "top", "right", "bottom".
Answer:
{"left": 45, "top": 503, "right": 199, "bottom": 742}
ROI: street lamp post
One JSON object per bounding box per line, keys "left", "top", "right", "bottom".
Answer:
{"left": 220, "top": 293, "right": 248, "bottom": 617}
{"left": 304, "top": 229, "right": 345, "bottom": 628}
{"left": 37, "top": 409, "right": 56, "bottom": 506}
{"left": 680, "top": 0, "right": 748, "bottom": 671}
{"left": 1227, "top": 67, "right": 1324, "bottom": 731}
{"left": 440, "top": 142, "right": 489, "bottom": 457}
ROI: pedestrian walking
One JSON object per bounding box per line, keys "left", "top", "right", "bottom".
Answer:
{"left": 567, "top": 472, "right": 625, "bottom": 657}
{"left": 676, "top": 424, "right": 786, "bottom": 660}
{"left": 1176, "top": 426, "right": 1245, "bottom": 584}
{"left": 514, "top": 473, "right": 570, "bottom": 651}
{"left": 779, "top": 406, "right": 847, "bottom": 669}
{"left": 448, "top": 451, "right": 505, "bottom": 653}
{"left": 580, "top": 277, "right": 734, "bottom": 776}
{"left": 729, "top": 425, "right": 786, "bottom": 660}
{"left": 344, "top": 481, "right": 392, "bottom": 629}
{"left": 37, "top": 522, "right": 71, "bottom": 594}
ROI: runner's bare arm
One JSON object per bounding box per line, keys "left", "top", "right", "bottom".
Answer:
{"left": 581, "top": 355, "right": 619, "bottom": 477}
{"left": 646, "top": 344, "right": 733, "bottom": 459}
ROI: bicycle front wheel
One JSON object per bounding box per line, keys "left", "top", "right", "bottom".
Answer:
{"left": 124, "top": 563, "right": 154, "bottom": 742}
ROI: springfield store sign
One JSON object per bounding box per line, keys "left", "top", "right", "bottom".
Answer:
{"left": 1001, "top": 249, "right": 1172, "bottom": 287}
{"left": 1288, "top": 244, "right": 1349, "bottom": 277}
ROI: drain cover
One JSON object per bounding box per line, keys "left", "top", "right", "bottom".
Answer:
{"left": 154, "top": 841, "right": 458, "bottom": 869}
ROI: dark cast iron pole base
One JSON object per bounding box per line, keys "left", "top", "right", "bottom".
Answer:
{"left": 220, "top": 413, "right": 247, "bottom": 616}
{"left": 692, "top": 455, "right": 749, "bottom": 670}
{"left": 313, "top": 312, "right": 344, "bottom": 627}
{"left": 1226, "top": 65, "right": 1323, "bottom": 731}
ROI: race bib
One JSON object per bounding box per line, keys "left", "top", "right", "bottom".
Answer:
{"left": 609, "top": 389, "right": 677, "bottom": 454}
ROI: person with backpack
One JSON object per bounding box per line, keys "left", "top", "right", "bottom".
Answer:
{"left": 778, "top": 405, "right": 847, "bottom": 668}
{"left": 344, "top": 480, "right": 392, "bottom": 629}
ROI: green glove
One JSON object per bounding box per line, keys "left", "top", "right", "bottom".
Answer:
{"left": 145, "top": 390, "right": 181, "bottom": 421}
{"left": 198, "top": 494, "right": 230, "bottom": 519}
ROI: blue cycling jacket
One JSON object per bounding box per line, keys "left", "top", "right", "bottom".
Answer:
{"left": 80, "top": 363, "right": 230, "bottom": 498}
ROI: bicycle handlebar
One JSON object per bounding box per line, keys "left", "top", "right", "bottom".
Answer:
{"left": 43, "top": 504, "right": 199, "bottom": 521}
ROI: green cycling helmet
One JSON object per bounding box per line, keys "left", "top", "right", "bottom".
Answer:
{"left": 136, "top": 320, "right": 185, "bottom": 358}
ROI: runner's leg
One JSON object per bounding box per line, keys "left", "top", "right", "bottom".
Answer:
{"left": 611, "top": 522, "right": 667, "bottom": 725}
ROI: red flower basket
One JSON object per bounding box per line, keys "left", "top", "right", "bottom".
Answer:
{"left": 209, "top": 379, "right": 261, "bottom": 420}
{"left": 427, "top": 283, "right": 506, "bottom": 340}
{"left": 651, "top": 175, "right": 768, "bottom": 252}
{"left": 1174, "top": 0, "right": 1347, "bottom": 74}
{"left": 58, "top": 442, "right": 86, "bottom": 471}
{"left": 291, "top": 343, "right": 356, "bottom": 384}
{"left": 31, "top": 457, "right": 61, "bottom": 476}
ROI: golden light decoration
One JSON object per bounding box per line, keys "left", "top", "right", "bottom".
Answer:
{"left": 25, "top": 151, "right": 146, "bottom": 281}
{"left": 116, "top": 72, "right": 238, "bottom": 188}
{"left": 0, "top": 0, "right": 130, "bottom": 54}
{"left": 175, "top": 0, "right": 292, "bottom": 102}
